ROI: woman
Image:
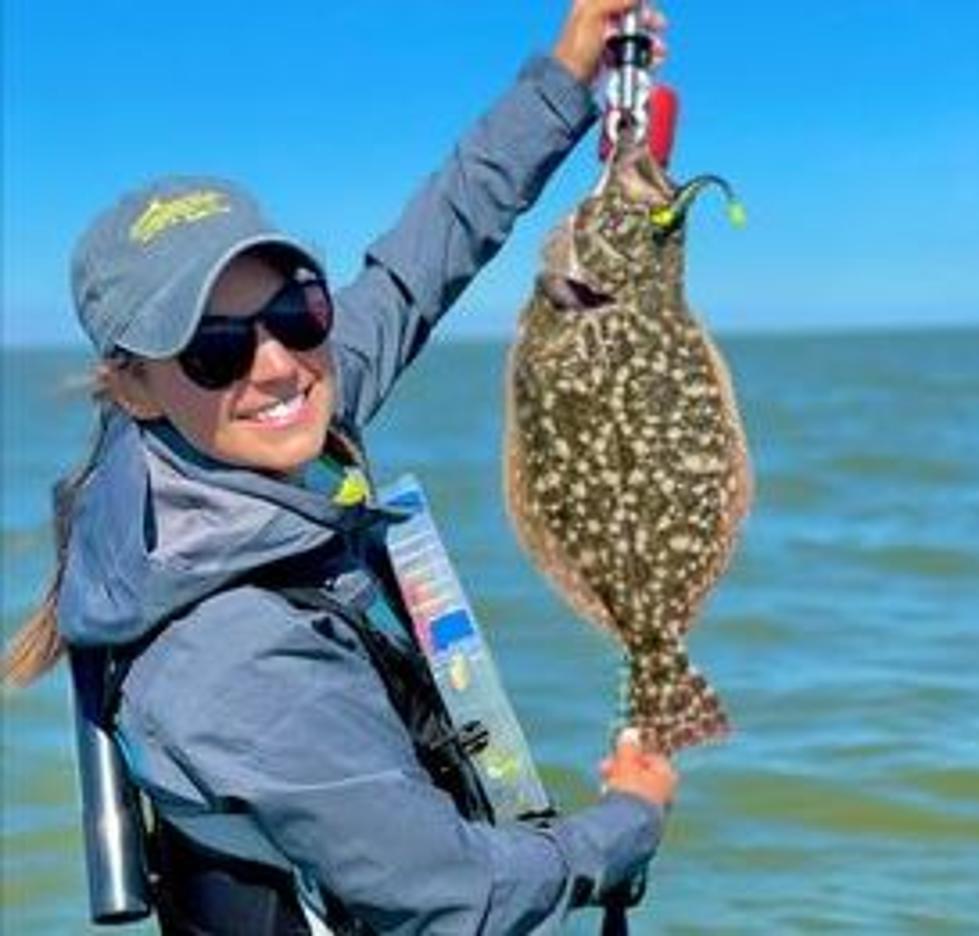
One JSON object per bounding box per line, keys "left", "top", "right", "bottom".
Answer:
{"left": 5, "top": 1, "right": 677, "bottom": 932}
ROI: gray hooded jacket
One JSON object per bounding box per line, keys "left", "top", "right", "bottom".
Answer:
{"left": 58, "top": 56, "right": 664, "bottom": 934}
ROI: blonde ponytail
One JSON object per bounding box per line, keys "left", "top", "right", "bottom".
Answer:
{"left": 2, "top": 362, "right": 123, "bottom": 687}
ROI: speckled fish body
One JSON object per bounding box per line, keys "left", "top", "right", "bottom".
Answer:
{"left": 504, "top": 142, "right": 752, "bottom": 754}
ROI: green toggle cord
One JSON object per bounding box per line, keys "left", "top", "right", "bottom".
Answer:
{"left": 726, "top": 199, "right": 748, "bottom": 228}
{"left": 306, "top": 456, "right": 372, "bottom": 506}
{"left": 650, "top": 174, "right": 747, "bottom": 231}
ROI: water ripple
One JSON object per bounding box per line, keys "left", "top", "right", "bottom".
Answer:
{"left": 5, "top": 334, "right": 979, "bottom": 934}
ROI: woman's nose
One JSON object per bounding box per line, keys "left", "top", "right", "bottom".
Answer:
{"left": 249, "top": 325, "right": 299, "bottom": 382}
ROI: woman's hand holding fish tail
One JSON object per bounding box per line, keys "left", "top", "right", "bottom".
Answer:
{"left": 553, "top": 0, "right": 667, "bottom": 84}
{"left": 600, "top": 727, "right": 678, "bottom": 808}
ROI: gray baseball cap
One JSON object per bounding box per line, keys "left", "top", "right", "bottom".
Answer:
{"left": 71, "top": 175, "right": 325, "bottom": 357}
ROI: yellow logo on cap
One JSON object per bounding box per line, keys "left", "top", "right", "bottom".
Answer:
{"left": 130, "top": 190, "right": 232, "bottom": 244}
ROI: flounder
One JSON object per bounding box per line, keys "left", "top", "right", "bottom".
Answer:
{"left": 504, "top": 142, "right": 752, "bottom": 754}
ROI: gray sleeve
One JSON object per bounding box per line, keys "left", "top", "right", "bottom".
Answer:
{"left": 330, "top": 54, "right": 598, "bottom": 428}
{"left": 127, "top": 592, "right": 663, "bottom": 935}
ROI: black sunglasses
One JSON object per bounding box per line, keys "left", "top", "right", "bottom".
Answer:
{"left": 178, "top": 276, "right": 334, "bottom": 390}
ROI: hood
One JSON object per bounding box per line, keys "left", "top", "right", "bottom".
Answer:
{"left": 58, "top": 410, "right": 392, "bottom": 647}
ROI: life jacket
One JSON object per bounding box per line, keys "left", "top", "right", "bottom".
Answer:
{"left": 84, "top": 517, "right": 560, "bottom": 933}
{"left": 71, "top": 447, "right": 553, "bottom": 934}
{"left": 152, "top": 580, "right": 499, "bottom": 936}
{"left": 78, "top": 572, "right": 502, "bottom": 936}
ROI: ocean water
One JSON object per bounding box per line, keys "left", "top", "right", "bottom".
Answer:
{"left": 3, "top": 330, "right": 978, "bottom": 934}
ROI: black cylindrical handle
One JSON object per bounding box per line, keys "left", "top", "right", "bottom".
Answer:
{"left": 71, "top": 650, "right": 152, "bottom": 924}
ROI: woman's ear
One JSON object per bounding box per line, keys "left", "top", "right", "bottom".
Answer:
{"left": 98, "top": 359, "right": 164, "bottom": 421}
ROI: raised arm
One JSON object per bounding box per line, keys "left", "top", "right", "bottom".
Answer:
{"left": 330, "top": 54, "right": 597, "bottom": 428}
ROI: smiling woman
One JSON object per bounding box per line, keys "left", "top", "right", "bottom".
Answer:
{"left": 2, "top": 4, "right": 680, "bottom": 934}
{"left": 109, "top": 250, "right": 337, "bottom": 475}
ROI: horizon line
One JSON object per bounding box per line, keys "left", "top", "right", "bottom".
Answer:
{"left": 3, "top": 318, "right": 978, "bottom": 354}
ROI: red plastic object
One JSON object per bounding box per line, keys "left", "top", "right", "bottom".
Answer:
{"left": 648, "top": 84, "right": 679, "bottom": 167}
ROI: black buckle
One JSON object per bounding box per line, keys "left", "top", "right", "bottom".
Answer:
{"left": 430, "top": 719, "right": 490, "bottom": 761}
{"left": 455, "top": 720, "right": 490, "bottom": 756}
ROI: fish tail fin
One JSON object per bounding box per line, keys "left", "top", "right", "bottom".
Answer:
{"left": 628, "top": 643, "right": 731, "bottom": 755}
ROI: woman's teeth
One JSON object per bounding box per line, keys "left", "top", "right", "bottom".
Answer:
{"left": 251, "top": 392, "right": 304, "bottom": 423}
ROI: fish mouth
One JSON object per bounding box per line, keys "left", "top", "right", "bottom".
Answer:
{"left": 537, "top": 273, "right": 614, "bottom": 312}
{"left": 539, "top": 214, "right": 617, "bottom": 312}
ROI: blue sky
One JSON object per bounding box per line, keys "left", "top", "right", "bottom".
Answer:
{"left": 3, "top": 0, "right": 978, "bottom": 346}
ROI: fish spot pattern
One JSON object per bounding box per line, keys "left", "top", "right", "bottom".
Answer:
{"left": 504, "top": 144, "right": 752, "bottom": 755}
